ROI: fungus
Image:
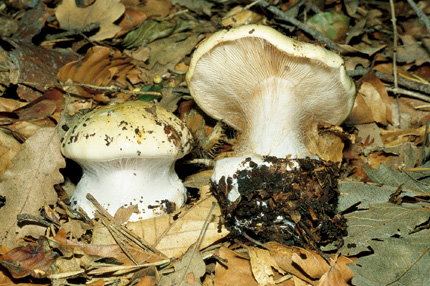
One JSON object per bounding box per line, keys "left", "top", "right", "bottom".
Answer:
{"left": 186, "top": 25, "right": 355, "bottom": 246}
{"left": 186, "top": 24, "right": 356, "bottom": 194}
{"left": 61, "top": 101, "right": 193, "bottom": 221}
{"left": 186, "top": 24, "right": 355, "bottom": 159}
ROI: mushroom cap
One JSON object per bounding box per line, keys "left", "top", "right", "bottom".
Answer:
{"left": 61, "top": 101, "right": 193, "bottom": 162}
{"left": 186, "top": 24, "right": 356, "bottom": 132}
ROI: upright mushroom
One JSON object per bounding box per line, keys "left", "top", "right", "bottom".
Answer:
{"left": 61, "top": 101, "right": 193, "bottom": 222}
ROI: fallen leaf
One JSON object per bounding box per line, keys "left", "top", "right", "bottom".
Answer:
{"left": 222, "top": 6, "right": 264, "bottom": 27}
{"left": 307, "top": 12, "right": 350, "bottom": 42}
{"left": 350, "top": 229, "right": 430, "bottom": 286}
{"left": 144, "top": 33, "right": 200, "bottom": 71}
{"left": 55, "top": 0, "right": 125, "bottom": 41}
{"left": 54, "top": 228, "right": 166, "bottom": 266}
{"left": 342, "top": 203, "right": 430, "bottom": 256}
{"left": 116, "top": 7, "right": 147, "bottom": 38}
{"left": 172, "top": 0, "right": 214, "bottom": 16}
{"left": 346, "top": 81, "right": 389, "bottom": 125}
{"left": 122, "top": 0, "right": 172, "bottom": 18}
{"left": 380, "top": 125, "right": 426, "bottom": 147}
{"left": 305, "top": 122, "right": 351, "bottom": 162}
{"left": 0, "top": 127, "right": 65, "bottom": 249}
{"left": 0, "top": 129, "right": 23, "bottom": 176}
{"left": 57, "top": 46, "right": 140, "bottom": 102}
{"left": 214, "top": 247, "right": 258, "bottom": 286}
{"left": 158, "top": 242, "right": 205, "bottom": 286}
{"left": 6, "top": 40, "right": 78, "bottom": 101}
{"left": 248, "top": 247, "right": 285, "bottom": 286}
{"left": 266, "top": 242, "right": 354, "bottom": 285}
{"left": 0, "top": 237, "right": 58, "bottom": 279}
{"left": 127, "top": 189, "right": 229, "bottom": 258}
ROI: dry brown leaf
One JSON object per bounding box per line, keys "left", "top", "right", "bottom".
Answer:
{"left": 381, "top": 126, "right": 426, "bottom": 147}
{"left": 54, "top": 228, "right": 166, "bottom": 266}
{"left": 6, "top": 121, "right": 44, "bottom": 138}
{"left": 127, "top": 188, "right": 229, "bottom": 258}
{"left": 306, "top": 122, "right": 352, "bottom": 162}
{"left": 214, "top": 247, "right": 293, "bottom": 286}
{"left": 0, "top": 129, "right": 23, "bottom": 176}
{"left": 249, "top": 247, "right": 285, "bottom": 286}
{"left": 55, "top": 0, "right": 125, "bottom": 41}
{"left": 346, "top": 81, "right": 389, "bottom": 125}
{"left": 222, "top": 6, "right": 264, "bottom": 27}
{"left": 0, "top": 127, "right": 65, "bottom": 249}
{"left": 158, "top": 242, "right": 205, "bottom": 286}
{"left": 214, "top": 247, "right": 258, "bottom": 286}
{"left": 58, "top": 46, "right": 140, "bottom": 102}
{"left": 122, "top": 0, "right": 172, "bottom": 18}
{"left": 116, "top": 7, "right": 147, "bottom": 37}
{"left": 265, "top": 242, "right": 354, "bottom": 285}
{"left": 0, "top": 97, "right": 26, "bottom": 112}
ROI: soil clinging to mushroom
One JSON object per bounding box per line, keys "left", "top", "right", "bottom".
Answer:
{"left": 212, "top": 156, "right": 347, "bottom": 249}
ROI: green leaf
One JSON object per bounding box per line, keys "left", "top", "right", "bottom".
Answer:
{"left": 306, "top": 12, "right": 350, "bottom": 41}
{"left": 364, "top": 162, "right": 430, "bottom": 195}
{"left": 122, "top": 19, "right": 192, "bottom": 48}
{"left": 337, "top": 182, "right": 420, "bottom": 212}
{"left": 350, "top": 229, "right": 430, "bottom": 286}
{"left": 341, "top": 203, "right": 430, "bottom": 256}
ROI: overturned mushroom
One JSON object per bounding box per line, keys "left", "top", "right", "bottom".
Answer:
{"left": 61, "top": 101, "right": 193, "bottom": 222}
{"left": 186, "top": 25, "right": 355, "bottom": 246}
{"left": 186, "top": 24, "right": 355, "bottom": 159}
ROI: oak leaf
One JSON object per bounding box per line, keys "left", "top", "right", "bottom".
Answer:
{"left": 55, "top": 0, "right": 125, "bottom": 41}
{"left": 0, "top": 127, "right": 65, "bottom": 249}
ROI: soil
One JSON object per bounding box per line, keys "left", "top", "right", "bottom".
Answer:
{"left": 213, "top": 156, "right": 347, "bottom": 249}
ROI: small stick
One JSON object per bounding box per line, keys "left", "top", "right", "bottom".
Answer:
{"left": 348, "top": 68, "right": 430, "bottom": 95}
{"left": 385, "top": 87, "right": 430, "bottom": 102}
{"left": 406, "top": 0, "right": 430, "bottom": 34}
{"left": 389, "top": 0, "right": 401, "bottom": 126}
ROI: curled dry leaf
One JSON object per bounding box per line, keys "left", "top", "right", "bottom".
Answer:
{"left": 55, "top": 0, "right": 125, "bottom": 41}
{"left": 305, "top": 122, "right": 353, "bottom": 162}
{"left": 380, "top": 125, "right": 426, "bottom": 147}
{"left": 0, "top": 237, "right": 58, "bottom": 279}
{"left": 345, "top": 75, "right": 392, "bottom": 126}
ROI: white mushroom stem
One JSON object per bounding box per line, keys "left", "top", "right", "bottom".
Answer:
{"left": 71, "top": 157, "right": 186, "bottom": 221}
{"left": 238, "top": 76, "right": 312, "bottom": 158}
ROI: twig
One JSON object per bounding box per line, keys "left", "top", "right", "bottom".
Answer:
{"left": 45, "top": 22, "right": 100, "bottom": 41}
{"left": 389, "top": 0, "right": 401, "bottom": 126}
{"left": 348, "top": 67, "right": 430, "bottom": 95}
{"left": 258, "top": 0, "right": 341, "bottom": 52}
{"left": 385, "top": 87, "right": 430, "bottom": 102}
{"left": 86, "top": 194, "right": 163, "bottom": 258}
{"left": 406, "top": 0, "right": 430, "bottom": 34}
{"left": 86, "top": 259, "right": 172, "bottom": 276}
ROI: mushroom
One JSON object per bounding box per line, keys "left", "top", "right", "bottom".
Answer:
{"left": 186, "top": 24, "right": 355, "bottom": 159}
{"left": 186, "top": 24, "right": 356, "bottom": 201}
{"left": 61, "top": 101, "right": 193, "bottom": 221}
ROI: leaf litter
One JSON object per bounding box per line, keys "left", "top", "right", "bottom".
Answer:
{"left": 0, "top": 0, "right": 430, "bottom": 285}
